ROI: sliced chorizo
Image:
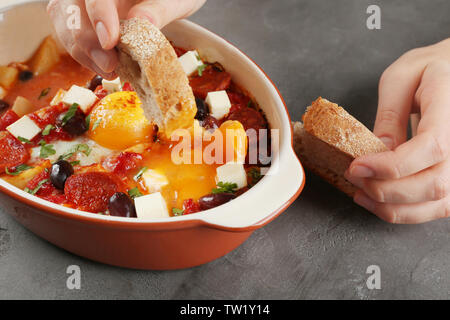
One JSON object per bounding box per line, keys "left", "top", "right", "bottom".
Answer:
{"left": 64, "top": 172, "right": 122, "bottom": 213}
{"left": 189, "top": 66, "right": 231, "bottom": 100}
{"left": 0, "top": 131, "right": 30, "bottom": 173}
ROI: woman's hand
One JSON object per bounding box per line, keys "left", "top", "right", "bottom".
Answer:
{"left": 47, "top": 0, "right": 206, "bottom": 79}
{"left": 345, "top": 39, "right": 450, "bottom": 224}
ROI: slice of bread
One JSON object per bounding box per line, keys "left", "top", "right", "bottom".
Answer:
{"left": 115, "top": 18, "right": 196, "bottom": 137}
{"left": 293, "top": 97, "right": 388, "bottom": 196}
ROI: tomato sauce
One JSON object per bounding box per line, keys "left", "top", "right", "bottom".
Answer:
{"left": 4, "top": 55, "right": 94, "bottom": 110}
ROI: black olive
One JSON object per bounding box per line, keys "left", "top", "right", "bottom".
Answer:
{"left": 56, "top": 108, "right": 87, "bottom": 136}
{"left": 18, "top": 70, "right": 33, "bottom": 82}
{"left": 194, "top": 97, "right": 209, "bottom": 121}
{"left": 50, "top": 160, "right": 74, "bottom": 190}
{"left": 108, "top": 192, "right": 137, "bottom": 218}
{"left": 198, "top": 193, "right": 236, "bottom": 211}
{"left": 88, "top": 75, "right": 103, "bottom": 91}
{"left": 0, "top": 100, "right": 9, "bottom": 111}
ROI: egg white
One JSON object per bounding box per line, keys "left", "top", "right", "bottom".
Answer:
{"left": 30, "top": 137, "right": 113, "bottom": 166}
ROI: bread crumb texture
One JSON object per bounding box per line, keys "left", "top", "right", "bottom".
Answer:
{"left": 119, "top": 18, "right": 167, "bottom": 61}
{"left": 302, "top": 97, "right": 388, "bottom": 158}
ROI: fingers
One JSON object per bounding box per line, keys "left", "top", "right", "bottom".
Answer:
{"left": 47, "top": 0, "right": 118, "bottom": 77}
{"left": 128, "top": 0, "right": 206, "bottom": 28}
{"left": 373, "top": 50, "right": 427, "bottom": 150}
{"left": 85, "top": 0, "right": 120, "bottom": 50}
{"left": 349, "top": 60, "right": 450, "bottom": 180}
{"left": 345, "top": 159, "right": 450, "bottom": 204}
{"left": 349, "top": 131, "right": 449, "bottom": 179}
{"left": 354, "top": 190, "right": 450, "bottom": 224}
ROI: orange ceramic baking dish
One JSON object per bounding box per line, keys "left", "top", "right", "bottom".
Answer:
{"left": 0, "top": 0, "right": 304, "bottom": 270}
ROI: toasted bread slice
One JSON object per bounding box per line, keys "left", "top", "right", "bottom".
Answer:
{"left": 293, "top": 97, "right": 388, "bottom": 196}
{"left": 115, "top": 18, "right": 196, "bottom": 137}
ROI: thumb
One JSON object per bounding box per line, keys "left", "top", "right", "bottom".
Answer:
{"left": 127, "top": 0, "right": 206, "bottom": 28}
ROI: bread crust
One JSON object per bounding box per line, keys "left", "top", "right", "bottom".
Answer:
{"left": 115, "top": 18, "right": 196, "bottom": 137}
{"left": 294, "top": 98, "right": 388, "bottom": 196}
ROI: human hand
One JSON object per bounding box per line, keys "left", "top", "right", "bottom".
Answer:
{"left": 47, "top": 0, "right": 206, "bottom": 79}
{"left": 345, "top": 39, "right": 450, "bottom": 223}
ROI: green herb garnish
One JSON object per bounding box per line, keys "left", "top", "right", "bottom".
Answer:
{"left": 38, "top": 87, "right": 51, "bottom": 100}
{"left": 127, "top": 187, "right": 143, "bottom": 199}
{"left": 247, "top": 167, "right": 262, "bottom": 187}
{"left": 42, "top": 124, "right": 54, "bottom": 136}
{"left": 17, "top": 136, "right": 32, "bottom": 144}
{"left": 92, "top": 118, "right": 102, "bottom": 131}
{"left": 172, "top": 208, "right": 184, "bottom": 216}
{"left": 24, "top": 178, "right": 49, "bottom": 195}
{"left": 61, "top": 103, "right": 79, "bottom": 126}
{"left": 39, "top": 140, "right": 56, "bottom": 158}
{"left": 212, "top": 181, "right": 238, "bottom": 194}
{"left": 59, "top": 143, "right": 92, "bottom": 161}
{"left": 197, "top": 64, "right": 207, "bottom": 76}
{"left": 5, "top": 164, "right": 33, "bottom": 176}
{"left": 70, "top": 160, "right": 80, "bottom": 166}
{"left": 85, "top": 114, "right": 91, "bottom": 128}
{"left": 133, "top": 167, "right": 148, "bottom": 181}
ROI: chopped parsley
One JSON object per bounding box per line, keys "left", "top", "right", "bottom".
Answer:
{"left": 197, "top": 64, "right": 207, "bottom": 76}
{"left": 85, "top": 114, "right": 91, "bottom": 128}
{"left": 39, "top": 140, "right": 56, "bottom": 158}
{"left": 128, "top": 187, "right": 143, "bottom": 199}
{"left": 133, "top": 167, "right": 148, "bottom": 181}
{"left": 38, "top": 87, "right": 50, "bottom": 100}
{"left": 70, "top": 160, "right": 80, "bottom": 166}
{"left": 59, "top": 143, "right": 92, "bottom": 160}
{"left": 92, "top": 118, "right": 102, "bottom": 131}
{"left": 17, "top": 136, "right": 32, "bottom": 144}
{"left": 42, "top": 124, "right": 54, "bottom": 136}
{"left": 172, "top": 208, "right": 184, "bottom": 216}
{"left": 247, "top": 167, "right": 262, "bottom": 187}
{"left": 212, "top": 181, "right": 238, "bottom": 194}
{"left": 60, "top": 103, "right": 79, "bottom": 126}
{"left": 24, "top": 178, "right": 49, "bottom": 195}
{"left": 5, "top": 164, "right": 33, "bottom": 176}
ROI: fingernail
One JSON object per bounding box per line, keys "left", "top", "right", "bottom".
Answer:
{"left": 90, "top": 49, "right": 111, "bottom": 73}
{"left": 96, "top": 22, "right": 109, "bottom": 49}
{"left": 354, "top": 192, "right": 375, "bottom": 212}
{"left": 350, "top": 165, "right": 374, "bottom": 178}
{"left": 379, "top": 136, "right": 394, "bottom": 149}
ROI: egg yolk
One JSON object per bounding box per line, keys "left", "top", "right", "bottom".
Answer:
{"left": 88, "top": 91, "right": 154, "bottom": 150}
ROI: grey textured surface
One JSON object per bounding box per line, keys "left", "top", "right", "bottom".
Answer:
{"left": 1, "top": 0, "right": 450, "bottom": 299}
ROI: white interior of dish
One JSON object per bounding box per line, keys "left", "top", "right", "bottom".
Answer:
{"left": 0, "top": 0, "right": 304, "bottom": 228}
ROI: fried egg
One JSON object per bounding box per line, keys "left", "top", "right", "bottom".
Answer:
{"left": 88, "top": 91, "right": 155, "bottom": 150}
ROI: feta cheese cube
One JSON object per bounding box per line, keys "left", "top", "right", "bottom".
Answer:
{"left": 215, "top": 162, "right": 247, "bottom": 189}
{"left": 6, "top": 115, "right": 41, "bottom": 141}
{"left": 178, "top": 50, "right": 203, "bottom": 76}
{"left": 134, "top": 192, "right": 169, "bottom": 219}
{"left": 61, "top": 85, "right": 98, "bottom": 113}
{"left": 140, "top": 169, "right": 169, "bottom": 193}
{"left": 205, "top": 90, "right": 231, "bottom": 120}
{"left": 102, "top": 77, "right": 121, "bottom": 93}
